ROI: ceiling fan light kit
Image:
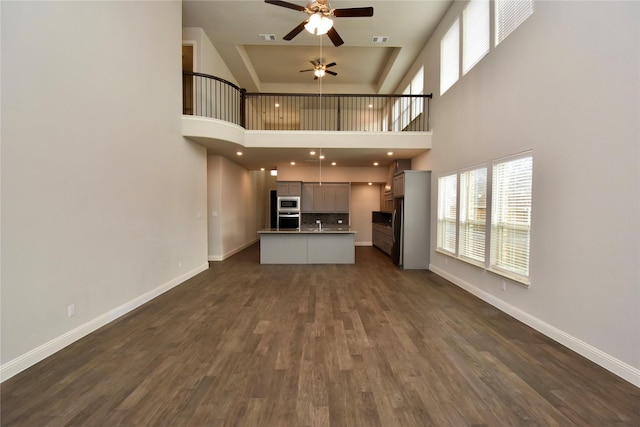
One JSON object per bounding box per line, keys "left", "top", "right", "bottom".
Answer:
{"left": 304, "top": 12, "right": 333, "bottom": 35}
{"left": 300, "top": 60, "right": 337, "bottom": 79}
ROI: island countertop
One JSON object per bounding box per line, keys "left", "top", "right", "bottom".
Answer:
{"left": 258, "top": 227, "right": 356, "bottom": 234}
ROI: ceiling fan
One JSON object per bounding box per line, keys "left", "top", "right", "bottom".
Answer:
{"left": 265, "top": 0, "right": 374, "bottom": 47}
{"left": 300, "top": 60, "right": 337, "bottom": 79}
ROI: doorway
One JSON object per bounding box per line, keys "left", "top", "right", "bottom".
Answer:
{"left": 182, "top": 44, "right": 194, "bottom": 115}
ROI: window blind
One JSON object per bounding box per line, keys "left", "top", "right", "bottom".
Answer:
{"left": 463, "top": 0, "right": 490, "bottom": 75}
{"left": 495, "top": 0, "right": 534, "bottom": 46}
{"left": 459, "top": 167, "right": 487, "bottom": 263}
{"left": 437, "top": 174, "right": 458, "bottom": 254}
{"left": 490, "top": 154, "right": 533, "bottom": 279}
{"left": 440, "top": 18, "right": 460, "bottom": 95}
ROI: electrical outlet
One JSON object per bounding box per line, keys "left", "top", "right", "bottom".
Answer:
{"left": 501, "top": 281, "right": 507, "bottom": 291}
{"left": 338, "top": 219, "right": 343, "bottom": 224}
{"left": 67, "top": 304, "right": 76, "bottom": 317}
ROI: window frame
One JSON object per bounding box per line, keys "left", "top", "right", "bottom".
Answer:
{"left": 463, "top": 0, "right": 490, "bottom": 75}
{"left": 458, "top": 164, "right": 488, "bottom": 267}
{"left": 489, "top": 151, "right": 533, "bottom": 285}
{"left": 440, "top": 18, "right": 460, "bottom": 95}
{"left": 495, "top": 0, "right": 534, "bottom": 47}
{"left": 436, "top": 173, "right": 458, "bottom": 255}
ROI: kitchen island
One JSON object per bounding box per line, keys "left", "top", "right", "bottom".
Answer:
{"left": 258, "top": 228, "right": 356, "bottom": 264}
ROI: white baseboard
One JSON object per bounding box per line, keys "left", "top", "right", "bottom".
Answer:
{"left": 356, "top": 241, "right": 373, "bottom": 247}
{"left": 429, "top": 264, "right": 640, "bottom": 388}
{"left": 208, "top": 238, "right": 259, "bottom": 262}
{"left": 0, "top": 262, "right": 209, "bottom": 383}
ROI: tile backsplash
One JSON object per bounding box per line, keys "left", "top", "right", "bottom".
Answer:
{"left": 301, "top": 213, "right": 349, "bottom": 227}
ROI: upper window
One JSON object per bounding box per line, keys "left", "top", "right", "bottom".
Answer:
{"left": 437, "top": 173, "right": 458, "bottom": 254}
{"left": 440, "top": 18, "right": 460, "bottom": 95}
{"left": 463, "top": 0, "right": 490, "bottom": 74}
{"left": 459, "top": 166, "right": 487, "bottom": 264}
{"left": 490, "top": 153, "right": 533, "bottom": 282}
{"left": 495, "top": 0, "right": 534, "bottom": 46}
{"left": 410, "top": 67, "right": 424, "bottom": 121}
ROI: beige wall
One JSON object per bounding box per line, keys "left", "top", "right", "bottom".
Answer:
{"left": 411, "top": 0, "right": 640, "bottom": 383}
{"left": 350, "top": 184, "right": 381, "bottom": 245}
{"left": 208, "top": 155, "right": 266, "bottom": 260}
{"left": 1, "top": 1, "right": 208, "bottom": 378}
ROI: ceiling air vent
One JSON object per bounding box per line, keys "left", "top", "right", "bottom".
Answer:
{"left": 372, "top": 36, "right": 389, "bottom": 43}
{"left": 259, "top": 34, "right": 277, "bottom": 41}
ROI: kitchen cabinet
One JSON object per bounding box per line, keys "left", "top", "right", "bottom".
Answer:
{"left": 392, "top": 171, "right": 431, "bottom": 269}
{"left": 383, "top": 159, "right": 411, "bottom": 200}
{"left": 302, "top": 183, "right": 350, "bottom": 213}
{"left": 392, "top": 173, "right": 404, "bottom": 197}
{"left": 277, "top": 181, "right": 302, "bottom": 197}
{"left": 372, "top": 223, "right": 393, "bottom": 256}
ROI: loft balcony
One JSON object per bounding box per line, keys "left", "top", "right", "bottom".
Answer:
{"left": 181, "top": 72, "right": 433, "bottom": 168}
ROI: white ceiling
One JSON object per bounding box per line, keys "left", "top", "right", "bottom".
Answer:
{"left": 181, "top": 0, "right": 453, "bottom": 168}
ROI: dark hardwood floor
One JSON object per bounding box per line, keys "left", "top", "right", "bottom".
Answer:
{"left": 2, "top": 244, "right": 639, "bottom": 426}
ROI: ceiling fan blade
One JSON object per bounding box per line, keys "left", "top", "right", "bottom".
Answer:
{"left": 300, "top": 69, "right": 314, "bottom": 72}
{"left": 264, "top": 0, "right": 306, "bottom": 12}
{"left": 325, "top": 62, "right": 337, "bottom": 68}
{"left": 314, "top": 76, "right": 319, "bottom": 80}
{"left": 283, "top": 20, "right": 307, "bottom": 40}
{"left": 326, "top": 27, "right": 344, "bottom": 47}
{"left": 326, "top": 70, "right": 338, "bottom": 76}
{"left": 333, "top": 7, "right": 374, "bottom": 18}
{"left": 310, "top": 60, "right": 318, "bottom": 67}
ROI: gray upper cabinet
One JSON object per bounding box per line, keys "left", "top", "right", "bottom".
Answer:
{"left": 393, "top": 173, "right": 405, "bottom": 198}
{"left": 277, "top": 181, "right": 302, "bottom": 197}
{"left": 302, "top": 183, "right": 350, "bottom": 213}
{"left": 302, "top": 183, "right": 314, "bottom": 212}
{"left": 334, "top": 184, "right": 349, "bottom": 212}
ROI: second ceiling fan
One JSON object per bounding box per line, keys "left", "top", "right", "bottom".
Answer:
{"left": 300, "top": 60, "right": 337, "bottom": 79}
{"left": 265, "top": 0, "right": 374, "bottom": 47}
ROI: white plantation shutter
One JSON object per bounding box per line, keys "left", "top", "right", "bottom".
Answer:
{"left": 463, "top": 0, "right": 490, "bottom": 74}
{"left": 440, "top": 18, "right": 460, "bottom": 95}
{"left": 459, "top": 167, "right": 487, "bottom": 263}
{"left": 437, "top": 174, "right": 458, "bottom": 254}
{"left": 490, "top": 153, "right": 533, "bottom": 280}
{"left": 495, "top": 0, "right": 534, "bottom": 46}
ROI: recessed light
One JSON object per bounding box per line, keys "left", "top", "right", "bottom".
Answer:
{"left": 236, "top": 151, "right": 243, "bottom": 156}
{"left": 368, "top": 104, "right": 373, "bottom": 108}
{"left": 387, "top": 152, "right": 394, "bottom": 156}
{"left": 373, "top": 162, "right": 379, "bottom": 166}
{"left": 260, "top": 167, "right": 265, "bottom": 171}
{"left": 290, "top": 161, "right": 295, "bottom": 165}
{"left": 319, "top": 155, "right": 325, "bottom": 160}
{"left": 331, "top": 162, "right": 336, "bottom": 166}
{"left": 310, "top": 151, "right": 316, "bottom": 155}
{"left": 275, "top": 103, "right": 280, "bottom": 108}
{"left": 368, "top": 182, "right": 372, "bottom": 185}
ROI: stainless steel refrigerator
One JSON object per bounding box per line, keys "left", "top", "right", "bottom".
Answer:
{"left": 391, "top": 171, "right": 431, "bottom": 269}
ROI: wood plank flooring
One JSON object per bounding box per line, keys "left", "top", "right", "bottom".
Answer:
{"left": 2, "top": 244, "right": 639, "bottom": 426}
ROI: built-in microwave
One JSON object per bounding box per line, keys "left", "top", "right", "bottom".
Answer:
{"left": 277, "top": 196, "right": 300, "bottom": 213}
